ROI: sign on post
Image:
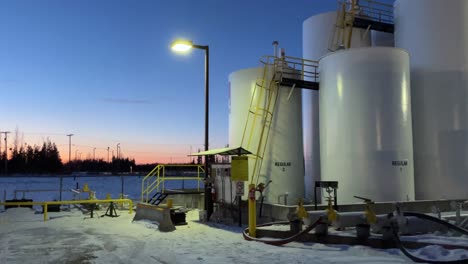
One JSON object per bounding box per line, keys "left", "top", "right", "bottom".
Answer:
{"left": 236, "top": 181, "right": 245, "bottom": 196}
{"left": 231, "top": 156, "right": 248, "bottom": 181}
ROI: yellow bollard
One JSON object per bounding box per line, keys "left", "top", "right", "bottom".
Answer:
{"left": 105, "top": 193, "right": 112, "bottom": 200}
{"left": 248, "top": 184, "right": 256, "bottom": 237}
{"left": 83, "top": 183, "right": 90, "bottom": 192}
{"left": 166, "top": 198, "right": 173, "bottom": 209}
{"left": 128, "top": 200, "right": 133, "bottom": 214}
{"left": 43, "top": 203, "right": 48, "bottom": 222}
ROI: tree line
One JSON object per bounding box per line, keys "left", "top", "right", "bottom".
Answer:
{"left": 0, "top": 130, "right": 140, "bottom": 174}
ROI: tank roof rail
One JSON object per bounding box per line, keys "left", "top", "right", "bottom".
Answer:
{"left": 260, "top": 55, "right": 320, "bottom": 90}
{"left": 340, "top": 0, "right": 394, "bottom": 33}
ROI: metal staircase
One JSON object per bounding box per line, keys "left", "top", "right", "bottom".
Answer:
{"left": 241, "top": 55, "right": 319, "bottom": 185}
{"left": 141, "top": 164, "right": 205, "bottom": 203}
{"left": 148, "top": 192, "right": 169, "bottom": 205}
{"left": 330, "top": 0, "right": 394, "bottom": 51}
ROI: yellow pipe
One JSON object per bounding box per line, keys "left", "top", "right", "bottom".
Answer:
{"left": 0, "top": 199, "right": 134, "bottom": 222}
{"left": 248, "top": 184, "right": 256, "bottom": 237}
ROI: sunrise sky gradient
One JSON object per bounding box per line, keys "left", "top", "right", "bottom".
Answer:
{"left": 0, "top": 0, "right": 393, "bottom": 164}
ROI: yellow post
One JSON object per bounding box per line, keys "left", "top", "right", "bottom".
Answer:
{"left": 43, "top": 203, "right": 48, "bottom": 222}
{"left": 128, "top": 200, "right": 133, "bottom": 214}
{"left": 166, "top": 198, "right": 173, "bottom": 209}
{"left": 248, "top": 184, "right": 256, "bottom": 237}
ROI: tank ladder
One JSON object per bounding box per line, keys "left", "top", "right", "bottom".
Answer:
{"left": 240, "top": 60, "right": 279, "bottom": 185}
{"left": 240, "top": 56, "right": 319, "bottom": 185}
{"left": 329, "top": 0, "right": 395, "bottom": 51}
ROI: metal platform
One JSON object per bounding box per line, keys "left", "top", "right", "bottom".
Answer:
{"left": 353, "top": 17, "right": 394, "bottom": 33}
{"left": 279, "top": 78, "right": 319, "bottom": 90}
{"left": 163, "top": 188, "right": 204, "bottom": 195}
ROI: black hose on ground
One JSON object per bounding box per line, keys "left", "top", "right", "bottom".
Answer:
{"left": 242, "top": 217, "right": 324, "bottom": 246}
{"left": 392, "top": 212, "right": 468, "bottom": 263}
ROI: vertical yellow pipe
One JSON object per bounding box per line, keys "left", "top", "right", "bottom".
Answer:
{"left": 248, "top": 184, "right": 256, "bottom": 237}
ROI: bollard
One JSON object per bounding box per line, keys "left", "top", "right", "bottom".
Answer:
{"left": 167, "top": 198, "right": 173, "bottom": 209}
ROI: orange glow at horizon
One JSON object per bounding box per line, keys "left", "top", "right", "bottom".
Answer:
{"left": 11, "top": 134, "right": 205, "bottom": 165}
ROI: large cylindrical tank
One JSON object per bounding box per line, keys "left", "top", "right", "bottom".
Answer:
{"left": 319, "top": 47, "right": 415, "bottom": 203}
{"left": 395, "top": 0, "right": 468, "bottom": 200}
{"left": 229, "top": 67, "right": 304, "bottom": 205}
{"left": 302, "top": 12, "right": 371, "bottom": 200}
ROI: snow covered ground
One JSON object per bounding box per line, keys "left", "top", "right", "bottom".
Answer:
{"left": 1, "top": 176, "right": 467, "bottom": 263}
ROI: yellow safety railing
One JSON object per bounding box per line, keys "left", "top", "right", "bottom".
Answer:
{"left": 0, "top": 199, "right": 133, "bottom": 222}
{"left": 331, "top": 0, "right": 393, "bottom": 51}
{"left": 260, "top": 55, "right": 319, "bottom": 83}
{"left": 141, "top": 164, "right": 205, "bottom": 203}
{"left": 340, "top": 0, "right": 393, "bottom": 25}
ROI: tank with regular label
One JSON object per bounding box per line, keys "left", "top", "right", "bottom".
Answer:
{"left": 302, "top": 11, "right": 372, "bottom": 200}
{"left": 394, "top": 0, "right": 468, "bottom": 200}
{"left": 319, "top": 47, "right": 415, "bottom": 204}
{"left": 228, "top": 62, "right": 304, "bottom": 205}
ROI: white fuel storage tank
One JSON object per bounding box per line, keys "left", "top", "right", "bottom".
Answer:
{"left": 319, "top": 47, "right": 415, "bottom": 203}
{"left": 395, "top": 0, "right": 468, "bottom": 200}
{"left": 303, "top": 11, "right": 371, "bottom": 200}
{"left": 228, "top": 67, "right": 304, "bottom": 205}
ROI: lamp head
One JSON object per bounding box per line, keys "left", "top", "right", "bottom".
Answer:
{"left": 171, "top": 39, "right": 193, "bottom": 53}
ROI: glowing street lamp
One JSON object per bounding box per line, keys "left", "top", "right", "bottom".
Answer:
{"left": 171, "top": 39, "right": 194, "bottom": 53}
{"left": 171, "top": 38, "right": 212, "bottom": 217}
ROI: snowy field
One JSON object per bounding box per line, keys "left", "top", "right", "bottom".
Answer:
{"left": 1, "top": 176, "right": 467, "bottom": 264}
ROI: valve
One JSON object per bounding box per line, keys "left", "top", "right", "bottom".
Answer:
{"left": 354, "top": 195, "right": 377, "bottom": 224}
{"left": 296, "top": 199, "right": 308, "bottom": 220}
{"left": 326, "top": 196, "right": 338, "bottom": 222}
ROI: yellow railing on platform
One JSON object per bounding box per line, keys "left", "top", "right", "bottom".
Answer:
{"left": 141, "top": 164, "right": 205, "bottom": 203}
{"left": 0, "top": 199, "right": 133, "bottom": 222}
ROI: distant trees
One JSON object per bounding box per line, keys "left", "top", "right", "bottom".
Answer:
{"left": 8, "top": 139, "right": 63, "bottom": 174}
{"left": 64, "top": 157, "right": 136, "bottom": 174}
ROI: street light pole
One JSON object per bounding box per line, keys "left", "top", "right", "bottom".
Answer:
{"left": 171, "top": 39, "right": 211, "bottom": 218}
{"left": 64, "top": 133, "right": 74, "bottom": 201}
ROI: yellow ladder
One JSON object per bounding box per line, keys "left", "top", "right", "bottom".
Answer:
{"left": 329, "top": 0, "right": 358, "bottom": 51}
{"left": 240, "top": 58, "right": 279, "bottom": 185}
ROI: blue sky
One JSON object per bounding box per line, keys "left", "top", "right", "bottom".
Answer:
{"left": 0, "top": 0, "right": 393, "bottom": 163}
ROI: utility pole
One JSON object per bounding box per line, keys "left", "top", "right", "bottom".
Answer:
{"left": 64, "top": 133, "right": 74, "bottom": 201}
{"left": 116, "top": 142, "right": 122, "bottom": 198}
{"left": 66, "top": 134, "right": 74, "bottom": 163}
{"left": 0, "top": 131, "right": 11, "bottom": 174}
{"left": 116, "top": 143, "right": 120, "bottom": 160}
{"left": 107, "top": 147, "right": 110, "bottom": 163}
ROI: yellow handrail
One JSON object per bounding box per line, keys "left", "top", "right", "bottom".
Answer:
{"left": 0, "top": 199, "right": 133, "bottom": 222}
{"left": 141, "top": 164, "right": 205, "bottom": 203}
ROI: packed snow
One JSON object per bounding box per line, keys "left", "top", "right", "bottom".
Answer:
{"left": 1, "top": 176, "right": 467, "bottom": 263}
